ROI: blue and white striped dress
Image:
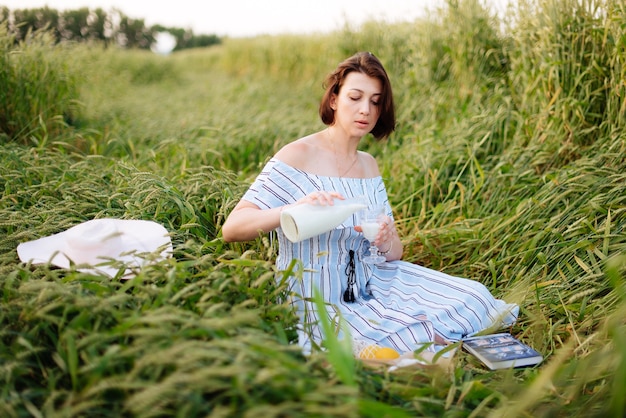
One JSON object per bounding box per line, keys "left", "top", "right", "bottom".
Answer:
{"left": 243, "top": 158, "right": 518, "bottom": 353}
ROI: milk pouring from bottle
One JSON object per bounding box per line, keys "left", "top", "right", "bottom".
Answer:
{"left": 280, "top": 199, "right": 367, "bottom": 243}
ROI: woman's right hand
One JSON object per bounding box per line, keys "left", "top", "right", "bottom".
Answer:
{"left": 295, "top": 190, "right": 345, "bottom": 207}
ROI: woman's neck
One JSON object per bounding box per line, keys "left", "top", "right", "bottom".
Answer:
{"left": 326, "top": 128, "right": 360, "bottom": 178}
{"left": 326, "top": 127, "right": 360, "bottom": 156}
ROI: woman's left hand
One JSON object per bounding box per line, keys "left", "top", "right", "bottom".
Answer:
{"left": 375, "top": 215, "right": 396, "bottom": 247}
{"left": 355, "top": 214, "right": 395, "bottom": 247}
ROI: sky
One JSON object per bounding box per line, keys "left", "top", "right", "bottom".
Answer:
{"left": 1, "top": 0, "right": 509, "bottom": 38}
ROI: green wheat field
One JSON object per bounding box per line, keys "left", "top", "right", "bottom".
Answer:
{"left": 1, "top": 0, "right": 625, "bottom": 416}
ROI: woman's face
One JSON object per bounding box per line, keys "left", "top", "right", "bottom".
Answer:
{"left": 330, "top": 71, "right": 382, "bottom": 139}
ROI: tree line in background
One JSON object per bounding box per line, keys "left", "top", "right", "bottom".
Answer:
{"left": 0, "top": 6, "right": 221, "bottom": 51}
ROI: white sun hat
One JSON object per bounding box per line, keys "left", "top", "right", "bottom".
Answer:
{"left": 17, "top": 218, "right": 173, "bottom": 278}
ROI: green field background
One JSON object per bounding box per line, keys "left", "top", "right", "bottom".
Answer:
{"left": 1, "top": 0, "right": 625, "bottom": 416}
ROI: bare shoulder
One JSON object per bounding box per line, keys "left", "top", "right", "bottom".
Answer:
{"left": 274, "top": 133, "right": 326, "bottom": 171}
{"left": 358, "top": 151, "right": 381, "bottom": 177}
{"left": 274, "top": 137, "right": 312, "bottom": 165}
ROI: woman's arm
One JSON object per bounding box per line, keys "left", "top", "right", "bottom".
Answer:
{"left": 221, "top": 200, "right": 283, "bottom": 242}
{"left": 360, "top": 153, "right": 404, "bottom": 261}
{"left": 222, "top": 191, "right": 344, "bottom": 243}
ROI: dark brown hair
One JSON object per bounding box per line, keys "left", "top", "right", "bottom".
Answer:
{"left": 319, "top": 52, "right": 395, "bottom": 139}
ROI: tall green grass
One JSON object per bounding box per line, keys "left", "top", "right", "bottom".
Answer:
{"left": 1, "top": 0, "right": 626, "bottom": 416}
{"left": 0, "top": 24, "right": 79, "bottom": 146}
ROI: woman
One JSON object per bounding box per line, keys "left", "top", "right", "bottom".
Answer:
{"left": 222, "top": 52, "right": 517, "bottom": 357}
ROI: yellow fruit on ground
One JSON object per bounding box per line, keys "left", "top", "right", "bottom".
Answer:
{"left": 374, "top": 347, "right": 400, "bottom": 360}
{"left": 359, "top": 345, "right": 400, "bottom": 360}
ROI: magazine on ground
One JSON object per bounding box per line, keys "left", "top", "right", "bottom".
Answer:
{"left": 462, "top": 333, "right": 543, "bottom": 370}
